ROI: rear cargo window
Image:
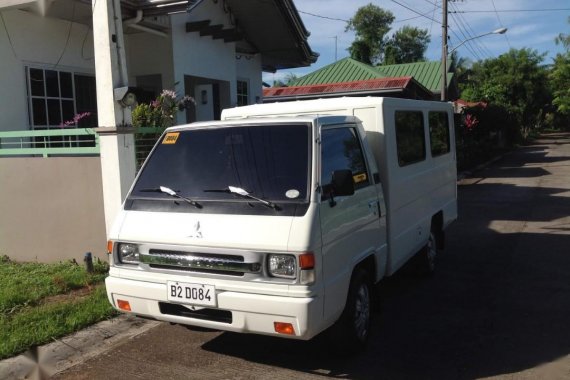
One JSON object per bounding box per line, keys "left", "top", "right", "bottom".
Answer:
{"left": 395, "top": 111, "right": 426, "bottom": 166}
{"left": 429, "top": 111, "right": 450, "bottom": 156}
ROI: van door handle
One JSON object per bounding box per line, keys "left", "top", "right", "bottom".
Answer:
{"left": 368, "top": 200, "right": 380, "bottom": 217}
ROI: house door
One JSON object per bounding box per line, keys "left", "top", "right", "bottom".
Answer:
{"left": 194, "top": 84, "right": 214, "bottom": 121}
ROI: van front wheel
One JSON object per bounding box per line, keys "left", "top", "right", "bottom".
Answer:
{"left": 330, "top": 269, "right": 371, "bottom": 352}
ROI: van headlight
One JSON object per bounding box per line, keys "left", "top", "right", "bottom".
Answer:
{"left": 118, "top": 243, "right": 140, "bottom": 264}
{"left": 268, "top": 254, "right": 296, "bottom": 278}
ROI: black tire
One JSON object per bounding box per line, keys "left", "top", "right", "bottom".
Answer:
{"left": 416, "top": 229, "right": 438, "bottom": 275}
{"left": 329, "top": 269, "right": 372, "bottom": 353}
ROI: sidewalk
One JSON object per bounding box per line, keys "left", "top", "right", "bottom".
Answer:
{"left": 0, "top": 315, "right": 160, "bottom": 380}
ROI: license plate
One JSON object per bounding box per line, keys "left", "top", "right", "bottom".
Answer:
{"left": 166, "top": 281, "right": 216, "bottom": 307}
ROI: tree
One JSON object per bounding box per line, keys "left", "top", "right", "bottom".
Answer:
{"left": 554, "top": 17, "right": 570, "bottom": 50}
{"left": 449, "top": 51, "right": 472, "bottom": 85}
{"left": 461, "top": 48, "right": 550, "bottom": 139}
{"left": 273, "top": 72, "right": 299, "bottom": 87}
{"left": 346, "top": 4, "right": 395, "bottom": 65}
{"left": 383, "top": 26, "right": 431, "bottom": 64}
{"left": 550, "top": 17, "right": 570, "bottom": 115}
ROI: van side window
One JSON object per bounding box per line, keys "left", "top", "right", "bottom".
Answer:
{"left": 429, "top": 111, "right": 450, "bottom": 156}
{"left": 395, "top": 111, "right": 426, "bottom": 166}
{"left": 321, "top": 127, "right": 369, "bottom": 198}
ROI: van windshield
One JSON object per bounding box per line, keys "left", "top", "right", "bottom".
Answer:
{"left": 129, "top": 123, "right": 311, "bottom": 208}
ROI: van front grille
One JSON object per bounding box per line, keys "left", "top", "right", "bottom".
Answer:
{"left": 140, "top": 250, "right": 261, "bottom": 276}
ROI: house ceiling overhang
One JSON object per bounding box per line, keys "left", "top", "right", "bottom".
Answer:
{"left": 9, "top": 0, "right": 318, "bottom": 71}
{"left": 121, "top": 0, "right": 319, "bottom": 71}
{"left": 223, "top": 0, "right": 318, "bottom": 72}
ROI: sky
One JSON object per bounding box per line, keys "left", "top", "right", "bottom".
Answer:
{"left": 263, "top": 0, "right": 570, "bottom": 85}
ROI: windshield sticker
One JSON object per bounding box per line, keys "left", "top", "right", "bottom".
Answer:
{"left": 162, "top": 132, "right": 180, "bottom": 145}
{"left": 285, "top": 189, "right": 300, "bottom": 199}
{"left": 353, "top": 173, "right": 367, "bottom": 183}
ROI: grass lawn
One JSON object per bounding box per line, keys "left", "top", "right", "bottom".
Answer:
{"left": 0, "top": 256, "right": 117, "bottom": 360}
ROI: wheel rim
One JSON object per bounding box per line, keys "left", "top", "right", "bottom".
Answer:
{"left": 426, "top": 232, "right": 437, "bottom": 271}
{"left": 354, "top": 283, "right": 370, "bottom": 341}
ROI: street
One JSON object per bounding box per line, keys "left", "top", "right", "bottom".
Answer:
{"left": 55, "top": 133, "right": 570, "bottom": 380}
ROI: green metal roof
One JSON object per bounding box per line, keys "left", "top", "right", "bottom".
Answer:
{"left": 289, "top": 58, "right": 385, "bottom": 86}
{"left": 376, "top": 61, "right": 450, "bottom": 93}
{"left": 289, "top": 58, "right": 454, "bottom": 94}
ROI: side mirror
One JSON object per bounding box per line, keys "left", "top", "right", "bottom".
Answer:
{"left": 331, "top": 169, "right": 355, "bottom": 197}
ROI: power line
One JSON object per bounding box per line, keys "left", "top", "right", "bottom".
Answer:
{"left": 297, "top": 10, "right": 348, "bottom": 23}
{"left": 490, "top": 0, "right": 512, "bottom": 48}
{"left": 451, "top": 8, "right": 570, "bottom": 13}
{"left": 390, "top": 0, "right": 442, "bottom": 24}
{"left": 449, "top": 2, "right": 492, "bottom": 59}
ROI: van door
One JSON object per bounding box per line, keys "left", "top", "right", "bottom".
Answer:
{"left": 319, "top": 124, "right": 384, "bottom": 321}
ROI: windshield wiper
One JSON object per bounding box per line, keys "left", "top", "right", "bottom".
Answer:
{"left": 204, "top": 186, "right": 280, "bottom": 210}
{"left": 140, "top": 186, "right": 202, "bottom": 209}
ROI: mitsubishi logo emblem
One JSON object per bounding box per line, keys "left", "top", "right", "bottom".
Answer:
{"left": 188, "top": 220, "right": 203, "bottom": 238}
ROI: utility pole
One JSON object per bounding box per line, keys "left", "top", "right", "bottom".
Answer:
{"left": 441, "top": 0, "right": 448, "bottom": 101}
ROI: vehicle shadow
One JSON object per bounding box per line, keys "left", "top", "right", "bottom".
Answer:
{"left": 202, "top": 134, "right": 570, "bottom": 379}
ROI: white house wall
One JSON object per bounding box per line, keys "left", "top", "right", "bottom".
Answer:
{"left": 125, "top": 31, "right": 175, "bottom": 92}
{"left": 236, "top": 54, "right": 262, "bottom": 104}
{"left": 0, "top": 9, "right": 94, "bottom": 131}
{"left": 170, "top": 2, "right": 236, "bottom": 105}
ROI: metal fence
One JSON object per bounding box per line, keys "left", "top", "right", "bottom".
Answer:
{"left": 0, "top": 129, "right": 99, "bottom": 157}
{"left": 134, "top": 127, "right": 166, "bottom": 170}
{"left": 0, "top": 127, "right": 165, "bottom": 168}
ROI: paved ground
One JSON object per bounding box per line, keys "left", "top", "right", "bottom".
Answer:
{"left": 55, "top": 133, "right": 570, "bottom": 380}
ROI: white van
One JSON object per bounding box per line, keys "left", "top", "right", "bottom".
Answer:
{"left": 105, "top": 97, "right": 457, "bottom": 350}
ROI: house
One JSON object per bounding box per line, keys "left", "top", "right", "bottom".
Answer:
{"left": 263, "top": 57, "right": 458, "bottom": 102}
{"left": 0, "top": 0, "right": 317, "bottom": 262}
{"left": 0, "top": 0, "right": 317, "bottom": 133}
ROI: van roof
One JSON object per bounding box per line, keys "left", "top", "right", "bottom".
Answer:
{"left": 222, "top": 96, "right": 451, "bottom": 120}
{"left": 165, "top": 115, "right": 358, "bottom": 132}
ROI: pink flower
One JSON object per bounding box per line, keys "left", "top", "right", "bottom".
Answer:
{"left": 59, "top": 112, "right": 91, "bottom": 128}
{"left": 464, "top": 114, "right": 479, "bottom": 131}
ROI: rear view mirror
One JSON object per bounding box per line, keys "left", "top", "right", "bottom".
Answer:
{"left": 331, "top": 169, "right": 355, "bottom": 196}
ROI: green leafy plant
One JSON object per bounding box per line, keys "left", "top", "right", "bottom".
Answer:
{"left": 132, "top": 90, "right": 195, "bottom": 128}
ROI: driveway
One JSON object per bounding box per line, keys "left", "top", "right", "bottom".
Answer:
{"left": 55, "top": 133, "right": 570, "bottom": 380}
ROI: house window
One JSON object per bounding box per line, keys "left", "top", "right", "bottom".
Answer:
{"left": 395, "top": 111, "right": 426, "bottom": 167}
{"left": 26, "top": 67, "right": 97, "bottom": 129}
{"left": 237, "top": 79, "right": 249, "bottom": 106}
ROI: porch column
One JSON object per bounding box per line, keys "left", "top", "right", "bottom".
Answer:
{"left": 92, "top": 0, "right": 136, "bottom": 235}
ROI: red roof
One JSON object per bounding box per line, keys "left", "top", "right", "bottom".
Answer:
{"left": 455, "top": 99, "right": 488, "bottom": 108}
{"left": 263, "top": 76, "right": 414, "bottom": 98}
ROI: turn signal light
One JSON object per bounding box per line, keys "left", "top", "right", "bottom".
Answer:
{"left": 117, "top": 299, "right": 131, "bottom": 311}
{"left": 299, "top": 253, "right": 315, "bottom": 269}
{"left": 274, "top": 322, "right": 295, "bottom": 335}
{"left": 107, "top": 240, "right": 114, "bottom": 255}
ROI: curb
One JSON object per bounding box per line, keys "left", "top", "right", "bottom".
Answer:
{"left": 0, "top": 315, "right": 161, "bottom": 380}
{"left": 457, "top": 152, "right": 509, "bottom": 181}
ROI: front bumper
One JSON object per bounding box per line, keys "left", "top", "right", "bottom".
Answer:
{"left": 105, "top": 276, "right": 323, "bottom": 340}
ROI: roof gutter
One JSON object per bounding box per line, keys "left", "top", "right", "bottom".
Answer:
{"left": 263, "top": 88, "right": 405, "bottom": 103}
{"left": 123, "top": 9, "right": 168, "bottom": 38}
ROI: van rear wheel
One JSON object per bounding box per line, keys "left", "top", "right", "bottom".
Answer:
{"left": 330, "top": 269, "right": 371, "bottom": 353}
{"left": 416, "top": 229, "right": 438, "bottom": 275}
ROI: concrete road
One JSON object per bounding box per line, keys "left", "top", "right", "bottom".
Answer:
{"left": 55, "top": 133, "right": 570, "bottom": 380}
